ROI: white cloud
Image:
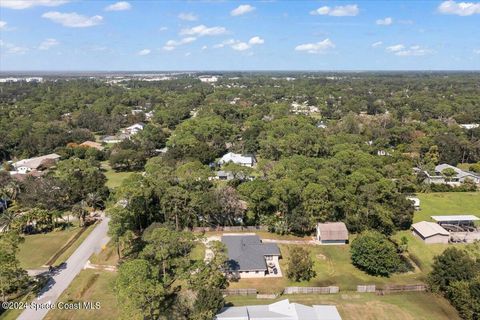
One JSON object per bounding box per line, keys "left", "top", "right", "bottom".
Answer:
{"left": 0, "top": 0, "right": 68, "bottom": 10}
{"left": 162, "top": 37, "right": 196, "bottom": 51}
{"left": 185, "top": 52, "right": 191, "bottom": 57}
{"left": 214, "top": 37, "right": 263, "bottom": 51}
{"left": 248, "top": 36, "right": 264, "bottom": 45}
{"left": 201, "top": 45, "right": 208, "bottom": 50}
{"left": 474, "top": 49, "right": 480, "bottom": 54}
{"left": 295, "top": 38, "right": 335, "bottom": 54}
{"left": 105, "top": 1, "right": 131, "bottom": 11}
{"left": 376, "top": 17, "right": 393, "bottom": 25}
{"left": 310, "top": 4, "right": 359, "bottom": 16}
{"left": 39, "top": 38, "right": 59, "bottom": 50}
{"left": 159, "top": 26, "right": 168, "bottom": 32}
{"left": 0, "top": 21, "right": 7, "bottom": 29}
{"left": 372, "top": 41, "right": 383, "bottom": 48}
{"left": 180, "top": 25, "right": 227, "bottom": 36}
{"left": 386, "top": 44, "right": 405, "bottom": 52}
{"left": 42, "top": 11, "right": 103, "bottom": 28}
{"left": 0, "top": 40, "right": 28, "bottom": 54}
{"left": 438, "top": 0, "right": 480, "bottom": 16}
{"left": 138, "top": 49, "right": 151, "bottom": 56}
{"left": 386, "top": 44, "right": 432, "bottom": 56}
{"left": 178, "top": 12, "right": 198, "bottom": 21}
{"left": 232, "top": 42, "right": 250, "bottom": 51}
{"left": 231, "top": 4, "right": 255, "bottom": 16}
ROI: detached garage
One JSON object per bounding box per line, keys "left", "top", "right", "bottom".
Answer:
{"left": 412, "top": 221, "right": 450, "bottom": 244}
{"left": 316, "top": 222, "right": 349, "bottom": 245}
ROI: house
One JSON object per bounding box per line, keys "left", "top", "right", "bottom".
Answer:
{"left": 316, "top": 222, "right": 349, "bottom": 245}
{"left": 406, "top": 196, "right": 420, "bottom": 210}
{"left": 215, "top": 299, "right": 342, "bottom": 320}
{"left": 101, "top": 135, "right": 126, "bottom": 144}
{"left": 79, "top": 141, "right": 104, "bottom": 151}
{"left": 213, "top": 170, "right": 235, "bottom": 181}
{"left": 199, "top": 75, "right": 219, "bottom": 83}
{"left": 423, "top": 164, "right": 480, "bottom": 186}
{"left": 219, "top": 152, "right": 256, "bottom": 167}
{"left": 221, "top": 235, "right": 281, "bottom": 278}
{"left": 459, "top": 124, "right": 479, "bottom": 130}
{"left": 12, "top": 153, "right": 61, "bottom": 174}
{"left": 411, "top": 221, "right": 450, "bottom": 244}
{"left": 122, "top": 122, "right": 145, "bottom": 136}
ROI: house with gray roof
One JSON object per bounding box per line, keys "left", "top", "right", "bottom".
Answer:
{"left": 215, "top": 299, "right": 342, "bottom": 320}
{"left": 221, "top": 235, "right": 281, "bottom": 278}
{"left": 423, "top": 164, "right": 480, "bottom": 186}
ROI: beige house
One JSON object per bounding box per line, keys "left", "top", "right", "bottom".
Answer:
{"left": 316, "top": 222, "right": 349, "bottom": 245}
{"left": 411, "top": 221, "right": 450, "bottom": 244}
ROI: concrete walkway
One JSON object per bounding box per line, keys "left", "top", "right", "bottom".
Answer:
{"left": 17, "top": 216, "right": 110, "bottom": 320}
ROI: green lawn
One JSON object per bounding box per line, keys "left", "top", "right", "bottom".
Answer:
{"left": 414, "top": 192, "right": 480, "bottom": 223}
{"left": 51, "top": 224, "right": 96, "bottom": 266}
{"left": 89, "top": 241, "right": 119, "bottom": 266}
{"left": 45, "top": 270, "right": 126, "bottom": 320}
{"left": 229, "top": 242, "right": 427, "bottom": 294}
{"left": 226, "top": 292, "right": 460, "bottom": 320}
{"left": 17, "top": 227, "right": 83, "bottom": 269}
{"left": 101, "top": 161, "right": 135, "bottom": 189}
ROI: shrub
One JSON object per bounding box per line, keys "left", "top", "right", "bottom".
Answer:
{"left": 286, "top": 247, "right": 316, "bottom": 282}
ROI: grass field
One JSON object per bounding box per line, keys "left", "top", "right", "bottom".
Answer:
{"left": 17, "top": 227, "right": 83, "bottom": 269}
{"left": 226, "top": 292, "right": 460, "bottom": 320}
{"left": 44, "top": 270, "right": 124, "bottom": 320}
{"left": 101, "top": 161, "right": 135, "bottom": 189}
{"left": 89, "top": 241, "right": 119, "bottom": 266}
{"left": 228, "top": 242, "right": 428, "bottom": 294}
{"left": 414, "top": 192, "right": 480, "bottom": 223}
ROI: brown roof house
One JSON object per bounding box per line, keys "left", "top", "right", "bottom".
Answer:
{"left": 80, "top": 141, "right": 104, "bottom": 151}
{"left": 316, "top": 222, "right": 349, "bottom": 245}
{"left": 411, "top": 221, "right": 450, "bottom": 244}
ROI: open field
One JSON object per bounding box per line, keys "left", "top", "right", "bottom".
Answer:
{"left": 202, "top": 230, "right": 310, "bottom": 241}
{"left": 414, "top": 192, "right": 480, "bottom": 223}
{"left": 226, "top": 292, "right": 460, "bottom": 320}
{"left": 89, "top": 241, "right": 119, "bottom": 266}
{"left": 44, "top": 270, "right": 123, "bottom": 320}
{"left": 101, "top": 161, "right": 135, "bottom": 189}
{"left": 17, "top": 227, "right": 84, "bottom": 269}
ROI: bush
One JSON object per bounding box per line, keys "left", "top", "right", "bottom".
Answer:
{"left": 286, "top": 247, "right": 316, "bottom": 282}
{"left": 350, "top": 230, "right": 402, "bottom": 277}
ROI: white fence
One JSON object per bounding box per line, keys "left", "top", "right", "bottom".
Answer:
{"left": 283, "top": 286, "right": 339, "bottom": 294}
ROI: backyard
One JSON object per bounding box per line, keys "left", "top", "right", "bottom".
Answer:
{"left": 226, "top": 292, "right": 460, "bottom": 320}
{"left": 101, "top": 161, "right": 135, "bottom": 189}
{"left": 414, "top": 192, "right": 480, "bottom": 223}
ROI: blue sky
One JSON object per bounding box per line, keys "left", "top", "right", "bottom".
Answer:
{"left": 0, "top": 0, "right": 479, "bottom": 70}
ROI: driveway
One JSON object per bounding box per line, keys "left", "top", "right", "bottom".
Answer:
{"left": 17, "top": 216, "right": 110, "bottom": 320}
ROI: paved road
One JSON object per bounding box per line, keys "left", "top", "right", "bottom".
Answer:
{"left": 18, "top": 217, "right": 110, "bottom": 320}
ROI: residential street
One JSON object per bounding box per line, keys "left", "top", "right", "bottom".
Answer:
{"left": 17, "top": 216, "right": 110, "bottom": 320}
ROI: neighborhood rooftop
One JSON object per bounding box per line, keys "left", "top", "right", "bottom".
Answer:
{"left": 431, "top": 215, "right": 480, "bottom": 222}
{"left": 215, "top": 299, "right": 342, "bottom": 320}
{"left": 316, "top": 222, "right": 349, "bottom": 241}
{"left": 221, "top": 235, "right": 280, "bottom": 272}
{"left": 412, "top": 221, "right": 449, "bottom": 238}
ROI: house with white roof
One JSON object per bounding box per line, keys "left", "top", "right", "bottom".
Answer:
{"left": 411, "top": 221, "right": 450, "bottom": 244}
{"left": 215, "top": 299, "right": 342, "bottom": 320}
{"left": 423, "top": 164, "right": 480, "bottom": 186}
{"left": 406, "top": 196, "right": 420, "bottom": 210}
{"left": 459, "top": 124, "right": 479, "bottom": 130}
{"left": 122, "top": 122, "right": 145, "bottom": 136}
{"left": 219, "top": 152, "right": 256, "bottom": 167}
{"left": 12, "top": 153, "right": 61, "bottom": 175}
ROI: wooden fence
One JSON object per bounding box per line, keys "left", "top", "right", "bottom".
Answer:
{"left": 283, "top": 286, "right": 339, "bottom": 294}
{"left": 192, "top": 225, "right": 268, "bottom": 232}
{"left": 357, "top": 285, "right": 376, "bottom": 293}
{"left": 222, "top": 288, "right": 257, "bottom": 296}
{"left": 376, "top": 284, "right": 427, "bottom": 295}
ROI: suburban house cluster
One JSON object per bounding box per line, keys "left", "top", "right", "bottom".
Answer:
{"left": 210, "top": 152, "right": 257, "bottom": 181}
{"left": 412, "top": 215, "right": 480, "bottom": 244}
{"left": 215, "top": 299, "right": 342, "bottom": 320}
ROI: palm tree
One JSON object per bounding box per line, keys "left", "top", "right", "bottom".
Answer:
{"left": 72, "top": 200, "right": 88, "bottom": 227}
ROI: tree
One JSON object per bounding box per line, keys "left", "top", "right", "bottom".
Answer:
{"left": 191, "top": 288, "right": 224, "bottom": 320}
{"left": 286, "top": 247, "right": 316, "bottom": 282}
{"left": 0, "top": 232, "right": 29, "bottom": 302}
{"left": 116, "top": 259, "right": 169, "bottom": 319}
{"left": 427, "top": 247, "right": 477, "bottom": 293}
{"left": 350, "top": 230, "right": 402, "bottom": 276}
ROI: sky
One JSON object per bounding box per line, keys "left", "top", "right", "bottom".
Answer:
{"left": 0, "top": 0, "right": 479, "bottom": 71}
